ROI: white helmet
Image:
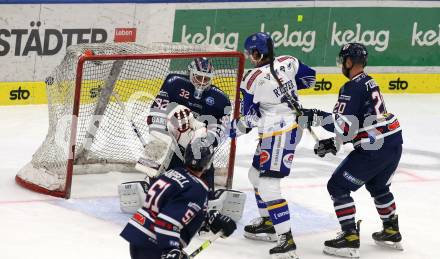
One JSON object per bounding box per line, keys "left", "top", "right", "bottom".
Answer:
{"left": 188, "top": 57, "right": 214, "bottom": 99}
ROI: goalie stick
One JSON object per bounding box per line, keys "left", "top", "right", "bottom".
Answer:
{"left": 188, "top": 231, "right": 223, "bottom": 258}
{"left": 111, "top": 91, "right": 148, "bottom": 148}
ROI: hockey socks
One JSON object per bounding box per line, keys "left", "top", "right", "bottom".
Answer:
{"left": 255, "top": 188, "right": 270, "bottom": 217}
{"left": 266, "top": 199, "right": 291, "bottom": 235}
{"left": 333, "top": 195, "right": 357, "bottom": 232}
{"left": 373, "top": 192, "right": 396, "bottom": 221}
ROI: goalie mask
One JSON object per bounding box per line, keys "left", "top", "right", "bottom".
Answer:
{"left": 188, "top": 57, "right": 214, "bottom": 99}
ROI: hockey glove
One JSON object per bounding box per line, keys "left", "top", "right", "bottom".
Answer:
{"left": 160, "top": 248, "right": 188, "bottom": 259}
{"left": 314, "top": 137, "right": 337, "bottom": 157}
{"left": 207, "top": 210, "right": 237, "bottom": 238}
{"left": 229, "top": 119, "right": 252, "bottom": 138}
{"left": 297, "top": 108, "right": 327, "bottom": 129}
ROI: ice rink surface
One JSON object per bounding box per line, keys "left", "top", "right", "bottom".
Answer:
{"left": 1, "top": 94, "right": 439, "bottom": 259}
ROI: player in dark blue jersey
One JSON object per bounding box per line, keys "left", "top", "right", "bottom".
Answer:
{"left": 120, "top": 140, "right": 236, "bottom": 259}
{"left": 299, "top": 43, "right": 403, "bottom": 257}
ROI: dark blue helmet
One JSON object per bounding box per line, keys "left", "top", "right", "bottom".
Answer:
{"left": 184, "top": 138, "right": 215, "bottom": 172}
{"left": 338, "top": 43, "right": 368, "bottom": 67}
{"left": 244, "top": 32, "right": 274, "bottom": 56}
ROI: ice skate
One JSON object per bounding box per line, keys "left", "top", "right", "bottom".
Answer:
{"left": 372, "top": 215, "right": 403, "bottom": 251}
{"left": 323, "top": 221, "right": 361, "bottom": 258}
{"left": 244, "top": 216, "right": 277, "bottom": 242}
{"left": 269, "top": 231, "right": 299, "bottom": 259}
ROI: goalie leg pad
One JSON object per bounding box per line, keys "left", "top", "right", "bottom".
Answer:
{"left": 118, "top": 181, "right": 148, "bottom": 214}
{"left": 136, "top": 130, "right": 175, "bottom": 178}
{"left": 208, "top": 189, "right": 247, "bottom": 222}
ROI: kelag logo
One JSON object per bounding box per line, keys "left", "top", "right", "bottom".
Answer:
{"left": 9, "top": 87, "right": 30, "bottom": 100}
{"left": 314, "top": 78, "right": 332, "bottom": 91}
{"left": 389, "top": 78, "right": 408, "bottom": 90}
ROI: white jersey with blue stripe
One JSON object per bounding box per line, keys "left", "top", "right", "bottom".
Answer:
{"left": 240, "top": 55, "right": 316, "bottom": 135}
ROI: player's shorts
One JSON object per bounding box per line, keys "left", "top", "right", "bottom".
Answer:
{"left": 327, "top": 144, "right": 402, "bottom": 196}
{"left": 252, "top": 125, "right": 301, "bottom": 178}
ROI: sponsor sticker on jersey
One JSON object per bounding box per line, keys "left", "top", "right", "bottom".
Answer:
{"left": 133, "top": 212, "right": 146, "bottom": 225}
{"left": 205, "top": 96, "right": 215, "bottom": 106}
{"left": 260, "top": 150, "right": 270, "bottom": 165}
{"left": 282, "top": 153, "right": 294, "bottom": 168}
{"left": 387, "top": 119, "right": 400, "bottom": 131}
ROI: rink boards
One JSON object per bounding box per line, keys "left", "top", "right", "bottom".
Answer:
{"left": 1, "top": 73, "right": 439, "bottom": 106}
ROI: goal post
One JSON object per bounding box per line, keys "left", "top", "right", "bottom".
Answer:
{"left": 16, "top": 43, "right": 245, "bottom": 199}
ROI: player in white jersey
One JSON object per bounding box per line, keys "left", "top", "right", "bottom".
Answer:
{"left": 231, "top": 32, "right": 316, "bottom": 259}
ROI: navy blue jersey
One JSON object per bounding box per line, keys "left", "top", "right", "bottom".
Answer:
{"left": 150, "top": 73, "right": 231, "bottom": 146}
{"left": 120, "top": 167, "right": 209, "bottom": 252}
{"left": 323, "top": 72, "right": 403, "bottom": 149}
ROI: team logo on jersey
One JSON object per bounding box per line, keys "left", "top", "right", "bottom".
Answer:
{"left": 264, "top": 74, "right": 270, "bottom": 80}
{"left": 282, "top": 153, "right": 294, "bottom": 168}
{"left": 205, "top": 96, "right": 215, "bottom": 106}
{"left": 260, "top": 150, "right": 270, "bottom": 165}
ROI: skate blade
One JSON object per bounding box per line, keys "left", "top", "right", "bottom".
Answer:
{"left": 374, "top": 240, "right": 404, "bottom": 251}
{"left": 243, "top": 232, "right": 277, "bottom": 242}
{"left": 271, "top": 251, "right": 299, "bottom": 259}
{"left": 323, "top": 246, "right": 360, "bottom": 258}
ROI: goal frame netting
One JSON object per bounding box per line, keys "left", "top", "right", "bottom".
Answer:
{"left": 16, "top": 48, "right": 245, "bottom": 199}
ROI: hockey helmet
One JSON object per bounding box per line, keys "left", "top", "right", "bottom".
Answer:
{"left": 244, "top": 32, "right": 274, "bottom": 56}
{"left": 188, "top": 57, "right": 214, "bottom": 99}
{"left": 184, "top": 138, "right": 215, "bottom": 172}
{"left": 337, "top": 43, "right": 368, "bottom": 67}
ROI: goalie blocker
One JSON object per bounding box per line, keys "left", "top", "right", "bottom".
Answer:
{"left": 118, "top": 181, "right": 246, "bottom": 221}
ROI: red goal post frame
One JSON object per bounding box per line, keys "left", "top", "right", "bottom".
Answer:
{"left": 60, "top": 51, "right": 245, "bottom": 199}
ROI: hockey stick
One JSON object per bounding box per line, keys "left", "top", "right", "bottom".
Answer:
{"left": 267, "top": 67, "right": 319, "bottom": 142}
{"left": 111, "top": 91, "right": 148, "bottom": 148}
{"left": 279, "top": 88, "right": 320, "bottom": 142}
{"left": 188, "top": 231, "right": 223, "bottom": 258}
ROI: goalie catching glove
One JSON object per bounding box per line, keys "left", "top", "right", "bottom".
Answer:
{"left": 137, "top": 105, "right": 207, "bottom": 178}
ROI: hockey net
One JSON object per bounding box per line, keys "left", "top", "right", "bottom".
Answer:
{"left": 16, "top": 42, "right": 245, "bottom": 198}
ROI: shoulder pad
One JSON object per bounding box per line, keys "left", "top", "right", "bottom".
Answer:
{"left": 241, "top": 68, "right": 263, "bottom": 91}
{"left": 165, "top": 73, "right": 190, "bottom": 84}
{"left": 242, "top": 69, "right": 253, "bottom": 82}
{"left": 276, "top": 55, "right": 297, "bottom": 63}
{"left": 210, "top": 87, "right": 231, "bottom": 106}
